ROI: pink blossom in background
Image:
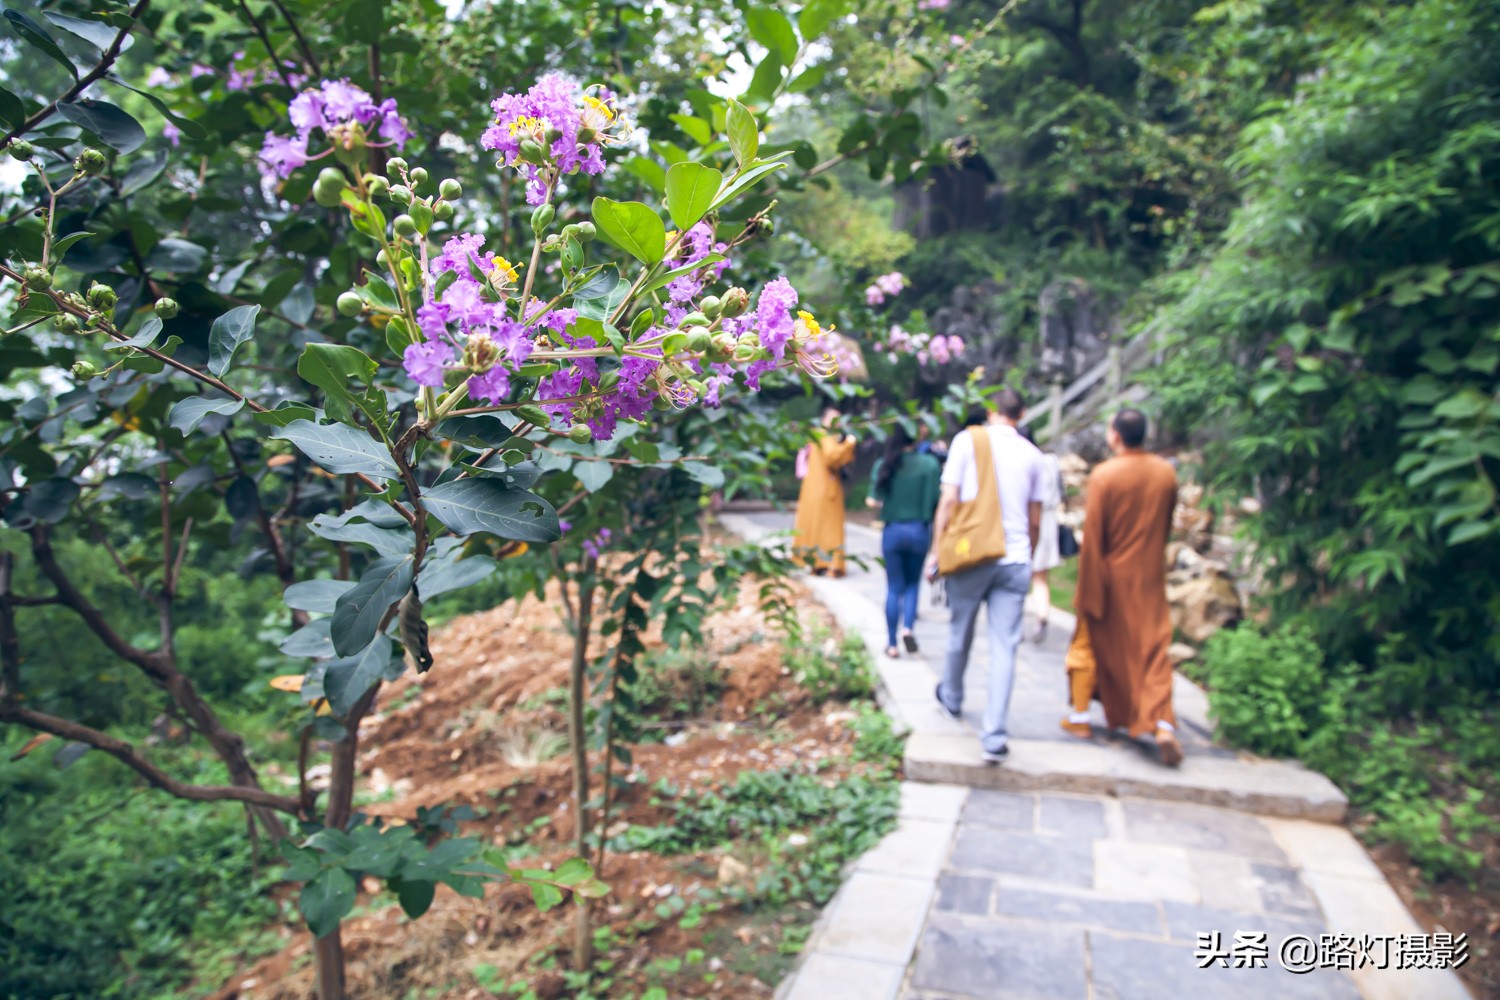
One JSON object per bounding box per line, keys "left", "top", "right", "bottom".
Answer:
{"left": 190, "top": 64, "right": 214, "bottom": 79}
{"left": 918, "top": 0, "right": 950, "bottom": 9}
{"left": 162, "top": 123, "right": 181, "bottom": 147}
{"left": 864, "top": 285, "right": 885, "bottom": 306}
{"left": 146, "top": 67, "right": 173, "bottom": 88}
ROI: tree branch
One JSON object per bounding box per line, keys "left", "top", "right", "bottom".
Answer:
{"left": 0, "top": 703, "right": 301, "bottom": 814}
{"left": 1, "top": 0, "right": 153, "bottom": 148}
{"left": 268, "top": 0, "right": 320, "bottom": 76}
{"left": 232, "top": 0, "right": 297, "bottom": 91}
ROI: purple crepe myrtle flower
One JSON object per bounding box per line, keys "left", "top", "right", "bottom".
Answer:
{"left": 190, "top": 64, "right": 214, "bottom": 78}
{"left": 864, "top": 285, "right": 885, "bottom": 306}
{"left": 467, "top": 366, "right": 511, "bottom": 406}
{"left": 258, "top": 78, "right": 412, "bottom": 182}
{"left": 146, "top": 67, "right": 173, "bottom": 88}
{"left": 402, "top": 340, "right": 454, "bottom": 387}
{"left": 259, "top": 132, "right": 310, "bottom": 179}
{"left": 558, "top": 520, "right": 573, "bottom": 533}
{"left": 753, "top": 276, "right": 798, "bottom": 360}
{"left": 480, "top": 74, "right": 627, "bottom": 204}
{"left": 431, "top": 233, "right": 496, "bottom": 278}
{"left": 162, "top": 123, "right": 181, "bottom": 148}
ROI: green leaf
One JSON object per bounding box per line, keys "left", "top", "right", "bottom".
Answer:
{"left": 284, "top": 579, "right": 356, "bottom": 615}
{"left": 623, "top": 156, "right": 667, "bottom": 193}
{"left": 51, "top": 231, "right": 94, "bottom": 257}
{"left": 1447, "top": 521, "right": 1493, "bottom": 546}
{"left": 710, "top": 157, "right": 787, "bottom": 210}
{"left": 396, "top": 879, "right": 437, "bottom": 919}
{"left": 664, "top": 162, "right": 723, "bottom": 231}
{"left": 168, "top": 396, "right": 244, "bottom": 435}
{"left": 798, "top": 0, "right": 845, "bottom": 39}
{"left": 298, "top": 344, "right": 385, "bottom": 428}
{"left": 638, "top": 253, "right": 727, "bottom": 298}
{"left": 104, "top": 316, "right": 162, "bottom": 352}
{"left": 591, "top": 197, "right": 666, "bottom": 265}
{"left": 3, "top": 10, "right": 76, "bottom": 79}
{"left": 307, "top": 514, "right": 414, "bottom": 557}
{"left": 573, "top": 266, "right": 623, "bottom": 301}
{"left": 746, "top": 53, "right": 784, "bottom": 104}
{"left": 747, "top": 8, "right": 798, "bottom": 63}
{"left": 41, "top": 12, "right": 123, "bottom": 52}
{"left": 105, "top": 76, "right": 208, "bottom": 139}
{"left": 57, "top": 100, "right": 145, "bottom": 155}
{"left": 421, "top": 479, "right": 561, "bottom": 543}
{"left": 324, "top": 637, "right": 395, "bottom": 714}
{"left": 788, "top": 63, "right": 828, "bottom": 94}
{"left": 254, "top": 402, "right": 318, "bottom": 428}
{"left": 145, "top": 238, "right": 208, "bottom": 273}
{"left": 280, "top": 619, "right": 334, "bottom": 658}
{"left": 530, "top": 882, "right": 564, "bottom": 911}
{"left": 669, "top": 114, "right": 712, "bottom": 147}
{"left": 682, "top": 462, "right": 725, "bottom": 489}
{"left": 208, "top": 304, "right": 260, "bottom": 376}
{"left": 331, "top": 556, "right": 414, "bottom": 657}
{"left": 576, "top": 460, "right": 614, "bottom": 493}
{"left": 416, "top": 551, "right": 495, "bottom": 600}
{"left": 553, "top": 857, "right": 594, "bottom": 886}
{"left": 0, "top": 85, "right": 25, "bottom": 127}
{"left": 300, "top": 868, "right": 357, "bottom": 939}
{"left": 574, "top": 878, "right": 611, "bottom": 899}
{"left": 272, "top": 420, "right": 399, "bottom": 481}
{"left": 725, "top": 100, "right": 760, "bottom": 166}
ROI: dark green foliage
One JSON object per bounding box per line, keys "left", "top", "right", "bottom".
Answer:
{"left": 0, "top": 739, "right": 282, "bottom": 999}
{"left": 1153, "top": 0, "right": 1500, "bottom": 705}
{"left": 1200, "top": 624, "right": 1324, "bottom": 757}
{"left": 781, "top": 622, "right": 874, "bottom": 702}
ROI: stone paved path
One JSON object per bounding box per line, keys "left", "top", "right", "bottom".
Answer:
{"left": 719, "top": 511, "right": 1472, "bottom": 1000}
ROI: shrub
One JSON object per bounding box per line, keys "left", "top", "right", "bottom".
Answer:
{"left": 782, "top": 623, "right": 874, "bottom": 702}
{"left": 1201, "top": 623, "right": 1324, "bottom": 757}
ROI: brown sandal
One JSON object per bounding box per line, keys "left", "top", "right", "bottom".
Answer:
{"left": 1155, "top": 729, "right": 1184, "bottom": 768}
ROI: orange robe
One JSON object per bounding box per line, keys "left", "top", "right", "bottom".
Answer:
{"left": 1074, "top": 451, "right": 1178, "bottom": 737}
{"left": 793, "top": 433, "right": 857, "bottom": 575}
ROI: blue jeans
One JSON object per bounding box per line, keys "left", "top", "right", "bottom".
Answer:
{"left": 935, "top": 561, "right": 1032, "bottom": 754}
{"left": 882, "top": 520, "right": 930, "bottom": 647}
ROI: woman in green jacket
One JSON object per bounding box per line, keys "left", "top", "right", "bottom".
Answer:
{"left": 869, "top": 424, "right": 943, "bottom": 658}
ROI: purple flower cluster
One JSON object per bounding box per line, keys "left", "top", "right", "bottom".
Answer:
{"left": 664, "top": 222, "right": 731, "bottom": 313}
{"left": 402, "top": 234, "right": 534, "bottom": 405}
{"left": 863, "top": 271, "right": 908, "bottom": 306}
{"left": 581, "top": 527, "right": 612, "bottom": 560}
{"left": 480, "top": 74, "right": 622, "bottom": 204}
{"left": 258, "top": 79, "right": 412, "bottom": 180}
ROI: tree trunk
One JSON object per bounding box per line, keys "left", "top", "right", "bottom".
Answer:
{"left": 568, "top": 566, "right": 598, "bottom": 971}
{"left": 314, "top": 932, "right": 346, "bottom": 1000}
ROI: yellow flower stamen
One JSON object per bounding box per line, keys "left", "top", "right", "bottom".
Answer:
{"left": 581, "top": 95, "right": 616, "bottom": 126}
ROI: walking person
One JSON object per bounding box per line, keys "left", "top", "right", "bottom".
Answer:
{"left": 868, "top": 422, "right": 942, "bottom": 658}
{"left": 793, "top": 406, "right": 858, "bottom": 577}
{"left": 1019, "top": 427, "right": 1065, "bottom": 643}
{"left": 1074, "top": 408, "right": 1183, "bottom": 766}
{"left": 926, "top": 388, "right": 1047, "bottom": 763}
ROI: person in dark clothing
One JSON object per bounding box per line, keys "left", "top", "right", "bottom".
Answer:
{"left": 869, "top": 423, "right": 943, "bottom": 658}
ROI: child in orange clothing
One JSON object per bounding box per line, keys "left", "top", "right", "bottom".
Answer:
{"left": 1061, "top": 617, "right": 1095, "bottom": 738}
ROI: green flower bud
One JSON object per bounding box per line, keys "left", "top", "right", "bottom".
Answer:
{"left": 70, "top": 360, "right": 99, "bottom": 380}
{"left": 733, "top": 344, "right": 760, "bottom": 363}
{"left": 686, "top": 330, "right": 712, "bottom": 353}
{"left": 23, "top": 265, "right": 52, "bottom": 290}
{"left": 366, "top": 175, "right": 390, "bottom": 198}
{"left": 573, "top": 221, "right": 596, "bottom": 242}
{"left": 389, "top": 184, "right": 412, "bottom": 204}
{"left": 409, "top": 167, "right": 429, "bottom": 187}
{"left": 568, "top": 423, "right": 593, "bottom": 444}
{"left": 376, "top": 248, "right": 391, "bottom": 269}
{"left": 531, "top": 203, "right": 555, "bottom": 235}
{"left": 439, "top": 178, "right": 462, "bottom": 200}
{"left": 700, "top": 295, "right": 722, "bottom": 318}
{"left": 541, "top": 235, "right": 561, "bottom": 253}
{"left": 318, "top": 167, "right": 345, "bottom": 188}
{"left": 329, "top": 121, "right": 368, "bottom": 168}
{"left": 86, "top": 282, "right": 116, "bottom": 310}
{"left": 577, "top": 127, "right": 597, "bottom": 145}
{"left": 7, "top": 138, "right": 35, "bottom": 161}
{"left": 720, "top": 286, "right": 751, "bottom": 318}
{"left": 686, "top": 378, "right": 706, "bottom": 395}
{"left": 313, "top": 178, "right": 345, "bottom": 208}
{"left": 434, "top": 201, "right": 455, "bottom": 222}
{"left": 680, "top": 312, "right": 710, "bottom": 328}
{"left": 652, "top": 393, "right": 672, "bottom": 411}
{"left": 74, "top": 148, "right": 107, "bottom": 175}
{"left": 516, "top": 404, "right": 552, "bottom": 429}
{"left": 385, "top": 156, "right": 408, "bottom": 177}
{"left": 154, "top": 297, "right": 179, "bottom": 319}
{"left": 393, "top": 214, "right": 418, "bottom": 237}
{"left": 337, "top": 291, "right": 364, "bottom": 317}
{"left": 54, "top": 314, "right": 81, "bottom": 335}
{"left": 545, "top": 127, "right": 563, "bottom": 144}
{"left": 518, "top": 139, "right": 547, "bottom": 165}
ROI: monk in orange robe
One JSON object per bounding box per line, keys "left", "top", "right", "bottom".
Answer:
{"left": 793, "top": 407, "right": 858, "bottom": 577}
{"left": 1073, "top": 408, "right": 1182, "bottom": 766}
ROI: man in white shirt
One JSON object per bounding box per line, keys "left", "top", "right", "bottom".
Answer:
{"left": 925, "top": 388, "right": 1046, "bottom": 762}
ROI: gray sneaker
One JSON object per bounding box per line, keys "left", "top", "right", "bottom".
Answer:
{"left": 935, "top": 684, "right": 961, "bottom": 721}
{"left": 981, "top": 746, "right": 1010, "bottom": 765}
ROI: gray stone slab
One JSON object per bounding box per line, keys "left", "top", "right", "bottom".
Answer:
{"left": 1088, "top": 932, "right": 1363, "bottom": 1000}
{"left": 1159, "top": 900, "right": 1325, "bottom": 945}
{"left": 950, "top": 827, "right": 1094, "bottom": 887}
{"left": 961, "top": 789, "right": 1035, "bottom": 830}
{"left": 1250, "top": 862, "right": 1322, "bottom": 919}
{"left": 934, "top": 873, "right": 994, "bottom": 916}
{"left": 911, "top": 914, "right": 1087, "bottom": 999}
{"left": 1121, "top": 798, "right": 1288, "bottom": 862}
{"left": 782, "top": 953, "right": 905, "bottom": 1000}
{"left": 1038, "top": 794, "right": 1107, "bottom": 838}
{"left": 994, "top": 884, "right": 1164, "bottom": 936}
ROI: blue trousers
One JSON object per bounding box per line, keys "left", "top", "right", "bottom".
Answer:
{"left": 882, "top": 520, "right": 930, "bottom": 647}
{"left": 935, "top": 561, "right": 1032, "bottom": 754}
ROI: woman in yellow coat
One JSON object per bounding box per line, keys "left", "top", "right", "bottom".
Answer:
{"left": 794, "top": 407, "right": 858, "bottom": 577}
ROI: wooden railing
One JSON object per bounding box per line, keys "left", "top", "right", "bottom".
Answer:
{"left": 1020, "top": 326, "right": 1163, "bottom": 442}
